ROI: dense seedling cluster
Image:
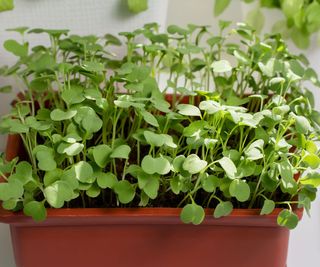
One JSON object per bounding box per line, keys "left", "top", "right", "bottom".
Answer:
{"left": 0, "top": 22, "right": 319, "bottom": 228}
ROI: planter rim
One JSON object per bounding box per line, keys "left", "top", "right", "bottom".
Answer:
{"left": 0, "top": 206, "right": 303, "bottom": 227}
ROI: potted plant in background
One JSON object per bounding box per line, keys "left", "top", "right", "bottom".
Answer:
{"left": 214, "top": 0, "right": 320, "bottom": 49}
{"left": 0, "top": 21, "right": 319, "bottom": 267}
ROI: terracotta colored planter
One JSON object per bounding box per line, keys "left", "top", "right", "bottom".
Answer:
{"left": 0, "top": 136, "right": 303, "bottom": 267}
{"left": 0, "top": 207, "right": 303, "bottom": 267}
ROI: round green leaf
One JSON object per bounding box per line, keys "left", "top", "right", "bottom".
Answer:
{"left": 137, "top": 172, "right": 160, "bottom": 199}
{"left": 81, "top": 109, "right": 103, "bottom": 133}
{"left": 4, "top": 39, "right": 28, "bottom": 58}
{"left": 180, "top": 203, "right": 205, "bottom": 225}
{"left": 44, "top": 181, "right": 73, "bottom": 208}
{"left": 211, "top": 60, "right": 232, "bottom": 73}
{"left": 214, "top": 0, "right": 231, "bottom": 17}
{"left": 23, "top": 201, "right": 47, "bottom": 222}
{"left": 260, "top": 199, "right": 275, "bottom": 215}
{"left": 82, "top": 61, "right": 104, "bottom": 72}
{"left": 114, "top": 180, "right": 135, "bottom": 204}
{"left": 110, "top": 145, "right": 131, "bottom": 159}
{"left": 182, "top": 154, "right": 207, "bottom": 174}
{"left": 0, "top": 180, "right": 24, "bottom": 201}
{"left": 127, "top": 0, "right": 148, "bottom": 13}
{"left": 11, "top": 161, "right": 33, "bottom": 185}
{"left": 303, "top": 153, "right": 320, "bottom": 169}
{"left": 229, "top": 179, "right": 250, "bottom": 202}
{"left": 300, "top": 172, "right": 320, "bottom": 187}
{"left": 277, "top": 209, "right": 299, "bottom": 229}
{"left": 177, "top": 104, "right": 201, "bottom": 117}
{"left": 202, "top": 175, "right": 220, "bottom": 193}
{"left": 61, "top": 142, "right": 84, "bottom": 157}
{"left": 86, "top": 184, "right": 101, "bottom": 198}
{"left": 93, "top": 145, "right": 112, "bottom": 168}
{"left": 61, "top": 86, "right": 85, "bottom": 105}
{"left": 144, "top": 131, "right": 165, "bottom": 147}
{"left": 141, "top": 155, "right": 171, "bottom": 175}
{"left": 213, "top": 201, "right": 233, "bottom": 218}
{"left": 50, "top": 109, "right": 77, "bottom": 121}
{"left": 2, "top": 199, "right": 18, "bottom": 210}
{"left": 36, "top": 149, "right": 56, "bottom": 172}
{"left": 73, "top": 161, "right": 94, "bottom": 183}
{"left": 96, "top": 172, "right": 117, "bottom": 189}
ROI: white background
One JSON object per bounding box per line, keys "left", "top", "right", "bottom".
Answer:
{"left": 0, "top": 1, "right": 319, "bottom": 266}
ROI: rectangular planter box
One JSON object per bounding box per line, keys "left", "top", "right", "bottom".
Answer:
{"left": 0, "top": 136, "right": 303, "bottom": 267}
{"left": 0, "top": 207, "right": 303, "bottom": 267}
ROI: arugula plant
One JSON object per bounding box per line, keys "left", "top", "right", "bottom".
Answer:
{"left": 215, "top": 0, "right": 320, "bottom": 49}
{"left": 0, "top": 22, "right": 320, "bottom": 229}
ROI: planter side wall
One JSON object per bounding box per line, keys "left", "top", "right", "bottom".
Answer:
{"left": 10, "top": 222, "right": 289, "bottom": 267}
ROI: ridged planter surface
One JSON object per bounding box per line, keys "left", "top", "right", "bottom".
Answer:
{"left": 0, "top": 207, "right": 303, "bottom": 267}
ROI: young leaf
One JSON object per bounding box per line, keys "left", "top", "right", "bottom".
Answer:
{"left": 137, "top": 172, "right": 159, "bottom": 199}
{"left": 110, "top": 145, "right": 131, "bottom": 159}
{"left": 127, "top": 0, "right": 148, "bottom": 14}
{"left": 278, "top": 159, "right": 297, "bottom": 194}
{"left": 300, "top": 172, "right": 320, "bottom": 187}
{"left": 82, "top": 61, "right": 104, "bottom": 72}
{"left": 3, "top": 40, "right": 28, "bottom": 57}
{"left": 244, "top": 139, "right": 264, "bottom": 161}
{"left": 229, "top": 179, "right": 250, "bottom": 202}
{"left": 61, "top": 86, "right": 85, "bottom": 105}
{"left": 177, "top": 104, "right": 201, "bottom": 117}
{"left": 60, "top": 142, "right": 84, "bottom": 157}
{"left": 23, "top": 201, "right": 47, "bottom": 222}
{"left": 218, "top": 157, "right": 237, "bottom": 179}
{"left": 144, "top": 131, "right": 165, "bottom": 147}
{"left": 96, "top": 172, "right": 117, "bottom": 189}
{"left": 81, "top": 109, "right": 103, "bottom": 133}
{"left": 140, "top": 110, "right": 159, "bottom": 127}
{"left": 141, "top": 156, "right": 171, "bottom": 175}
{"left": 303, "top": 154, "right": 320, "bottom": 169}
{"left": 50, "top": 109, "right": 77, "bottom": 121}
{"left": 295, "top": 115, "right": 311, "bottom": 134}
{"left": 246, "top": 8, "right": 265, "bottom": 33}
{"left": 114, "top": 180, "right": 135, "bottom": 204}
{"left": 73, "top": 161, "right": 94, "bottom": 183}
{"left": 260, "top": 199, "right": 275, "bottom": 215}
{"left": 44, "top": 181, "right": 73, "bottom": 208}
{"left": 93, "top": 145, "right": 112, "bottom": 168}
{"left": 143, "top": 131, "right": 177, "bottom": 148}
{"left": 277, "top": 209, "right": 299, "bottom": 229}
{"left": 211, "top": 60, "right": 232, "bottom": 73}
{"left": 182, "top": 154, "right": 207, "bottom": 174}
{"left": 202, "top": 175, "right": 220, "bottom": 193}
{"left": 213, "top": 201, "right": 233, "bottom": 218}
{"left": 180, "top": 203, "right": 205, "bottom": 225}
{"left": 36, "top": 150, "right": 56, "bottom": 171}
{"left": 10, "top": 161, "right": 33, "bottom": 185}
{"left": 86, "top": 184, "right": 101, "bottom": 198}
{"left": 214, "top": 0, "right": 231, "bottom": 17}
{"left": 0, "top": 180, "right": 24, "bottom": 201}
